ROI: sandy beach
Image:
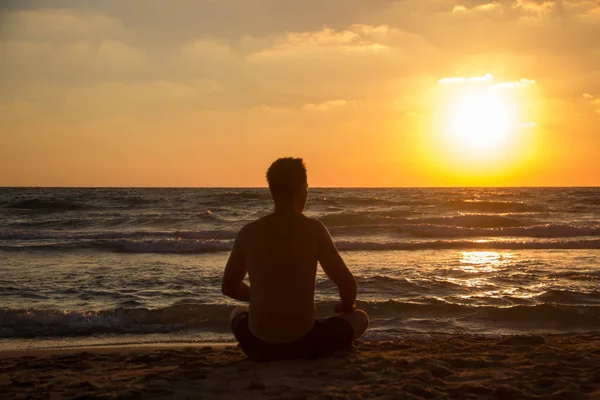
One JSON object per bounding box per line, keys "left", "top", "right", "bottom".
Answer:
{"left": 2, "top": 333, "right": 599, "bottom": 399}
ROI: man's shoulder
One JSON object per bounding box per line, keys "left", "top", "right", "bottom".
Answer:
{"left": 302, "top": 215, "right": 328, "bottom": 234}
{"left": 237, "top": 215, "right": 271, "bottom": 236}
{"left": 239, "top": 214, "right": 326, "bottom": 235}
{"left": 238, "top": 219, "right": 260, "bottom": 235}
{"left": 254, "top": 213, "right": 322, "bottom": 225}
{"left": 303, "top": 215, "right": 322, "bottom": 226}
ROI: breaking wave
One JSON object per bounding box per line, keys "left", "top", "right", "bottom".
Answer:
{"left": 0, "top": 229, "right": 238, "bottom": 241}
{"left": 2, "top": 300, "right": 598, "bottom": 338}
{"left": 5, "top": 199, "right": 90, "bottom": 211}
{"left": 442, "top": 200, "right": 546, "bottom": 213}
{"left": 2, "top": 237, "right": 600, "bottom": 253}
{"left": 318, "top": 213, "right": 528, "bottom": 228}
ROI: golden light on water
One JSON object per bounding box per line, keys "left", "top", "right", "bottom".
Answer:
{"left": 458, "top": 251, "right": 512, "bottom": 273}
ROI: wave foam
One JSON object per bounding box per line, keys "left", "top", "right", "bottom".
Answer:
{"left": 444, "top": 200, "right": 546, "bottom": 213}
{"left": 5, "top": 199, "right": 90, "bottom": 211}
{"left": 2, "top": 300, "right": 599, "bottom": 338}
{"left": 0, "top": 303, "right": 233, "bottom": 338}
{"left": 0, "top": 229, "right": 238, "bottom": 241}
{"left": 3, "top": 238, "right": 600, "bottom": 253}
{"left": 335, "top": 239, "right": 600, "bottom": 251}
{"left": 396, "top": 223, "right": 600, "bottom": 238}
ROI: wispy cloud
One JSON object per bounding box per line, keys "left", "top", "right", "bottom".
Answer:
{"left": 452, "top": 3, "right": 502, "bottom": 14}
{"left": 453, "top": 0, "right": 556, "bottom": 15}
{"left": 1, "top": 9, "right": 125, "bottom": 40}
{"left": 303, "top": 99, "right": 351, "bottom": 111}
{"left": 581, "top": 93, "right": 600, "bottom": 113}
{"left": 249, "top": 25, "right": 395, "bottom": 58}
{"left": 513, "top": 0, "right": 555, "bottom": 14}
{"left": 438, "top": 74, "right": 494, "bottom": 84}
{"left": 438, "top": 74, "right": 536, "bottom": 89}
{"left": 493, "top": 78, "right": 537, "bottom": 89}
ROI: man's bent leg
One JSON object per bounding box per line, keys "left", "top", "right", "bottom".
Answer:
{"left": 338, "top": 309, "right": 369, "bottom": 341}
{"left": 310, "top": 309, "right": 369, "bottom": 357}
{"left": 228, "top": 306, "right": 267, "bottom": 361}
{"left": 229, "top": 306, "right": 248, "bottom": 332}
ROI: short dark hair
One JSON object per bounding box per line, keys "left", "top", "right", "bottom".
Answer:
{"left": 266, "top": 158, "right": 307, "bottom": 202}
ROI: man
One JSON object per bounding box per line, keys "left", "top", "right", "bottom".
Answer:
{"left": 222, "top": 158, "right": 369, "bottom": 361}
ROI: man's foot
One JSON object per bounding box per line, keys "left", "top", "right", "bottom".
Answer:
{"left": 229, "top": 305, "right": 248, "bottom": 328}
{"left": 337, "top": 309, "right": 369, "bottom": 341}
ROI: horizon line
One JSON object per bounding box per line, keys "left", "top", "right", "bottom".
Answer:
{"left": 1, "top": 185, "right": 599, "bottom": 189}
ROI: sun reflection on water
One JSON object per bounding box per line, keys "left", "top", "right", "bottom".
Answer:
{"left": 440, "top": 251, "right": 518, "bottom": 295}
{"left": 459, "top": 251, "right": 513, "bottom": 273}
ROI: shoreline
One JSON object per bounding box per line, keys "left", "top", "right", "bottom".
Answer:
{"left": 0, "top": 342, "right": 235, "bottom": 359}
{"left": 1, "top": 329, "right": 597, "bottom": 354}
{"left": 1, "top": 333, "right": 599, "bottom": 399}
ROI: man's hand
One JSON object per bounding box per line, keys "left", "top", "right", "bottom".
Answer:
{"left": 334, "top": 301, "right": 356, "bottom": 315}
{"left": 222, "top": 227, "right": 250, "bottom": 302}
{"left": 317, "top": 221, "right": 358, "bottom": 315}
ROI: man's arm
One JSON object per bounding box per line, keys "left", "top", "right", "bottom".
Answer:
{"left": 315, "top": 221, "right": 357, "bottom": 313}
{"left": 221, "top": 227, "right": 250, "bottom": 302}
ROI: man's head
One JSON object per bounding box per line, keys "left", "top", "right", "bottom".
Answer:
{"left": 266, "top": 158, "right": 308, "bottom": 212}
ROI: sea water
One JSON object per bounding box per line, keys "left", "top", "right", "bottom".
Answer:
{"left": 1, "top": 188, "right": 599, "bottom": 350}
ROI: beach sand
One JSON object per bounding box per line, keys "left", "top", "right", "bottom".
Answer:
{"left": 1, "top": 334, "right": 599, "bottom": 399}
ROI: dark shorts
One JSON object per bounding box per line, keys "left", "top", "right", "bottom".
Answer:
{"left": 231, "top": 312, "right": 354, "bottom": 362}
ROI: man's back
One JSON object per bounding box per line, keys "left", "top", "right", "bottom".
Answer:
{"left": 222, "top": 157, "right": 368, "bottom": 360}
{"left": 242, "top": 212, "right": 319, "bottom": 343}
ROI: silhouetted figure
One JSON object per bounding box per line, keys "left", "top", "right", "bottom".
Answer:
{"left": 222, "top": 158, "right": 369, "bottom": 361}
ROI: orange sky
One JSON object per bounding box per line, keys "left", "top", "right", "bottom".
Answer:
{"left": 1, "top": 1, "right": 599, "bottom": 187}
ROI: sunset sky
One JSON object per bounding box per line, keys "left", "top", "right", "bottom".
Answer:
{"left": 1, "top": 0, "right": 599, "bottom": 187}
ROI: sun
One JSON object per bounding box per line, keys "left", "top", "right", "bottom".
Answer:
{"left": 445, "top": 90, "right": 514, "bottom": 149}
{"left": 423, "top": 73, "right": 539, "bottom": 183}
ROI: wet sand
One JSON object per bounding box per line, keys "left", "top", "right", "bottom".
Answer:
{"left": 1, "top": 333, "right": 599, "bottom": 399}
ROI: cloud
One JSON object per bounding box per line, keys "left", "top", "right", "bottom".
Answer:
{"left": 1, "top": 2, "right": 598, "bottom": 125}
{"left": 0, "top": 9, "right": 143, "bottom": 84}
{"left": 583, "top": 94, "right": 600, "bottom": 114}
{"left": 450, "top": 0, "right": 599, "bottom": 19}
{"left": 244, "top": 24, "right": 435, "bottom": 69}
{"left": 452, "top": 3, "right": 503, "bottom": 14}
{"left": 182, "top": 39, "right": 236, "bottom": 60}
{"left": 248, "top": 25, "right": 395, "bottom": 58}
{"left": 513, "top": 0, "right": 555, "bottom": 14}
{"left": 438, "top": 74, "right": 536, "bottom": 89}
{"left": 303, "top": 99, "right": 352, "bottom": 111}
{"left": 1, "top": 9, "right": 124, "bottom": 40}
{"left": 451, "top": 5, "right": 469, "bottom": 13}
{"left": 243, "top": 24, "right": 435, "bottom": 63}
{"left": 0, "top": 79, "right": 224, "bottom": 123}
{"left": 452, "top": 0, "right": 554, "bottom": 15}
{"left": 493, "top": 78, "right": 537, "bottom": 88}
{"left": 438, "top": 74, "right": 494, "bottom": 84}
{"left": 179, "top": 24, "right": 438, "bottom": 106}
{"left": 0, "top": 39, "right": 145, "bottom": 84}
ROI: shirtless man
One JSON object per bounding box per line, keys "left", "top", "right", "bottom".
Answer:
{"left": 222, "top": 158, "right": 369, "bottom": 361}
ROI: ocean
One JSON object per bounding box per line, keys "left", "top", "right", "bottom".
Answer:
{"left": 1, "top": 187, "right": 599, "bottom": 350}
